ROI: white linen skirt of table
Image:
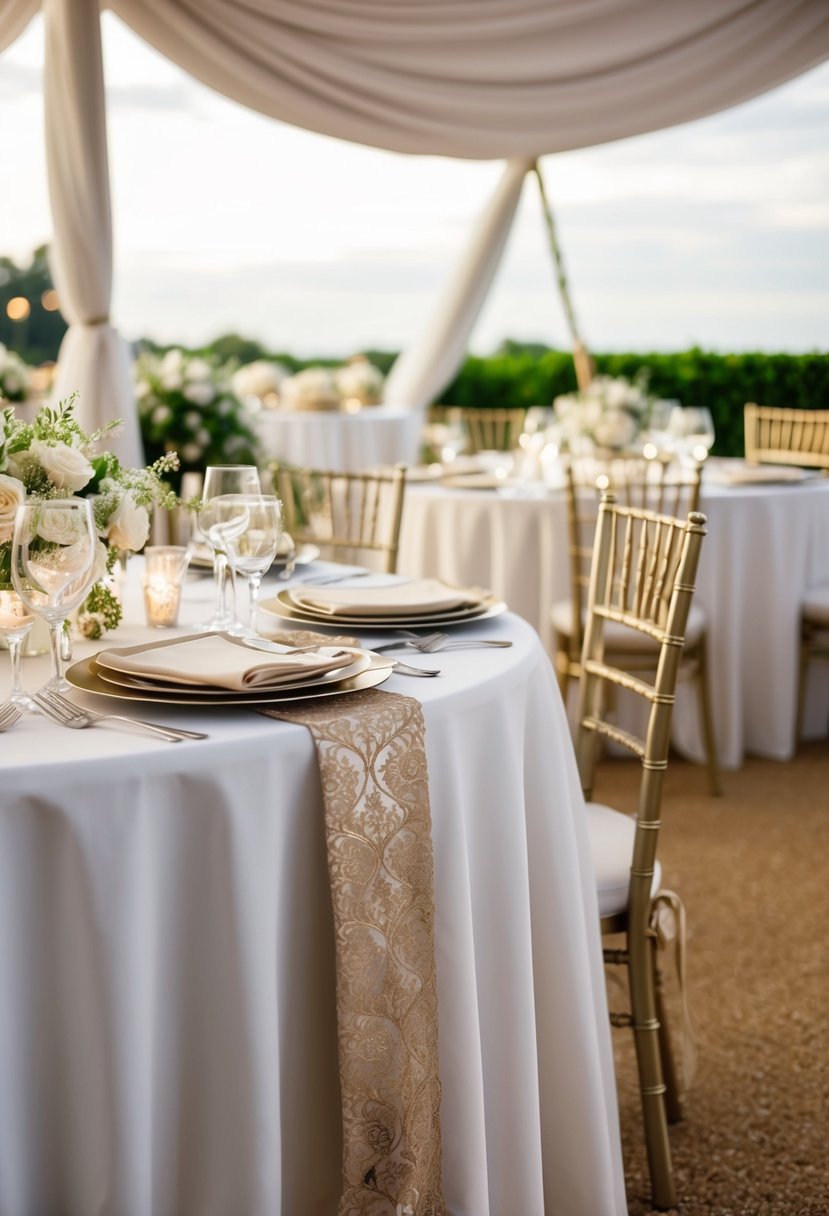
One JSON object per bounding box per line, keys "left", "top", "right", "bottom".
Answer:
{"left": 398, "top": 478, "right": 829, "bottom": 767}
{"left": 253, "top": 405, "right": 423, "bottom": 472}
{"left": 0, "top": 602, "right": 626, "bottom": 1215}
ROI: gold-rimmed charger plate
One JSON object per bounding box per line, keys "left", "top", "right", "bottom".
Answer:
{"left": 94, "top": 645, "right": 373, "bottom": 696}
{"left": 259, "top": 590, "right": 507, "bottom": 630}
{"left": 66, "top": 653, "right": 394, "bottom": 706}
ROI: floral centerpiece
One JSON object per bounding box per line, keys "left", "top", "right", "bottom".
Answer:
{"left": 231, "top": 359, "right": 288, "bottom": 408}
{"left": 135, "top": 348, "right": 259, "bottom": 490}
{"left": 280, "top": 366, "right": 341, "bottom": 412}
{"left": 0, "top": 344, "right": 32, "bottom": 403}
{"left": 553, "top": 373, "right": 654, "bottom": 451}
{"left": 0, "top": 394, "right": 179, "bottom": 639}
{"left": 335, "top": 356, "right": 385, "bottom": 407}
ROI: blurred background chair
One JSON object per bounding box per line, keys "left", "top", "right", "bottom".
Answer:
{"left": 552, "top": 452, "right": 721, "bottom": 795}
{"left": 798, "top": 588, "right": 829, "bottom": 744}
{"left": 427, "top": 405, "right": 527, "bottom": 455}
{"left": 575, "top": 492, "right": 708, "bottom": 1211}
{"left": 274, "top": 464, "right": 407, "bottom": 573}
{"left": 744, "top": 404, "right": 829, "bottom": 471}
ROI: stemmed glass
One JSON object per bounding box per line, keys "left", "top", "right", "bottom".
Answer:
{"left": 0, "top": 589, "right": 38, "bottom": 711}
{"left": 194, "top": 465, "right": 261, "bottom": 632}
{"left": 668, "top": 406, "right": 716, "bottom": 464}
{"left": 209, "top": 494, "right": 283, "bottom": 636}
{"left": 11, "top": 498, "right": 97, "bottom": 691}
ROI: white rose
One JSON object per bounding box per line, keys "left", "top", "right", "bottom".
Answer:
{"left": 106, "top": 493, "right": 150, "bottom": 552}
{"left": 0, "top": 473, "right": 25, "bottom": 542}
{"left": 183, "top": 380, "right": 215, "bottom": 407}
{"left": 159, "top": 349, "right": 184, "bottom": 390}
{"left": 31, "top": 439, "right": 94, "bottom": 492}
{"left": 152, "top": 405, "right": 172, "bottom": 426}
{"left": 181, "top": 442, "right": 203, "bottom": 463}
{"left": 184, "top": 410, "right": 203, "bottom": 429}
{"left": 37, "top": 506, "right": 91, "bottom": 547}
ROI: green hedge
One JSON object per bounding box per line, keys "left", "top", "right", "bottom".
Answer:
{"left": 441, "top": 348, "right": 829, "bottom": 456}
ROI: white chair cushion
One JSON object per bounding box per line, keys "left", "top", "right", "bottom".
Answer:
{"left": 586, "top": 801, "right": 661, "bottom": 919}
{"left": 803, "top": 585, "right": 829, "bottom": 626}
{"left": 551, "top": 599, "right": 707, "bottom": 650}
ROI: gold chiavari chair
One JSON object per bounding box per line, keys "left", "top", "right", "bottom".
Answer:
{"left": 744, "top": 403, "right": 829, "bottom": 471}
{"left": 576, "top": 492, "right": 708, "bottom": 1211}
{"left": 274, "top": 464, "right": 407, "bottom": 573}
{"left": 743, "top": 405, "right": 829, "bottom": 743}
{"left": 428, "top": 406, "right": 527, "bottom": 454}
{"left": 552, "top": 452, "right": 721, "bottom": 795}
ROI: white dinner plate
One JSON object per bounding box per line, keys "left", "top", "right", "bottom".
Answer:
{"left": 188, "top": 542, "right": 320, "bottom": 570}
{"left": 66, "top": 652, "right": 394, "bottom": 706}
{"left": 259, "top": 590, "right": 507, "bottom": 630}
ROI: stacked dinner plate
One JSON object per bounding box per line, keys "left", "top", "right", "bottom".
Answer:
{"left": 66, "top": 632, "right": 394, "bottom": 706}
{"left": 259, "top": 577, "right": 507, "bottom": 631}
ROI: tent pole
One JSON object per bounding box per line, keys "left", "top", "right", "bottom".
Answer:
{"left": 533, "top": 159, "right": 594, "bottom": 390}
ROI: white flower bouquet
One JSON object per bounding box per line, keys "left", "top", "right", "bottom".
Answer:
{"left": 280, "top": 366, "right": 341, "bottom": 411}
{"left": 335, "top": 357, "right": 385, "bottom": 407}
{"left": 231, "top": 359, "right": 288, "bottom": 406}
{"left": 135, "top": 348, "right": 259, "bottom": 489}
{"left": 554, "top": 373, "right": 654, "bottom": 452}
{"left": 0, "top": 394, "right": 180, "bottom": 639}
{"left": 0, "top": 344, "right": 32, "bottom": 403}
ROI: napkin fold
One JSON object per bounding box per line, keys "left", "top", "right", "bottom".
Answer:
{"left": 96, "top": 633, "right": 353, "bottom": 691}
{"left": 289, "top": 577, "right": 487, "bottom": 617}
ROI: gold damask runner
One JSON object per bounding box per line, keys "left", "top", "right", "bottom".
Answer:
{"left": 265, "top": 687, "right": 444, "bottom": 1215}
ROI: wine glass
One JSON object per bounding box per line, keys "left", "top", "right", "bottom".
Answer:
{"left": 209, "top": 494, "right": 282, "bottom": 635}
{"left": 0, "top": 589, "right": 38, "bottom": 711}
{"left": 11, "top": 498, "right": 97, "bottom": 691}
{"left": 668, "top": 406, "right": 716, "bottom": 464}
{"left": 643, "top": 399, "right": 679, "bottom": 457}
{"left": 194, "top": 465, "right": 261, "bottom": 632}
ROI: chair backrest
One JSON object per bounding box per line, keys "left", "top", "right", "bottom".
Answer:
{"left": 428, "top": 406, "right": 527, "bottom": 454}
{"left": 575, "top": 494, "right": 707, "bottom": 923}
{"left": 274, "top": 464, "right": 407, "bottom": 573}
{"left": 744, "top": 404, "right": 829, "bottom": 470}
{"left": 563, "top": 453, "right": 702, "bottom": 670}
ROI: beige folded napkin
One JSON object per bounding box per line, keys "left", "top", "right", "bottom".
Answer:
{"left": 96, "top": 633, "right": 354, "bottom": 691}
{"left": 289, "top": 577, "right": 488, "bottom": 617}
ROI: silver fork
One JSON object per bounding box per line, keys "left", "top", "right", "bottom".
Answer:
{"left": 409, "top": 633, "right": 513, "bottom": 653}
{"left": 0, "top": 701, "right": 23, "bottom": 732}
{"left": 32, "top": 689, "right": 207, "bottom": 743}
{"left": 370, "top": 632, "right": 445, "bottom": 655}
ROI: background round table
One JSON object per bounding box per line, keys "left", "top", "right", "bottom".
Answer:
{"left": 0, "top": 565, "right": 626, "bottom": 1216}
{"left": 398, "top": 473, "right": 829, "bottom": 767}
{"left": 252, "top": 404, "right": 423, "bottom": 471}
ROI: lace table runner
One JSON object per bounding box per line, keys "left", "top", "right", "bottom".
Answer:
{"left": 264, "top": 687, "right": 444, "bottom": 1215}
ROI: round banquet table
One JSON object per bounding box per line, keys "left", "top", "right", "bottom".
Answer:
{"left": 397, "top": 473, "right": 829, "bottom": 768}
{"left": 252, "top": 404, "right": 423, "bottom": 472}
{"left": 0, "top": 565, "right": 626, "bottom": 1216}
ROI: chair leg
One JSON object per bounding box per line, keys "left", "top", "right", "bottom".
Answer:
{"left": 695, "top": 638, "right": 722, "bottom": 797}
{"left": 654, "top": 963, "right": 683, "bottom": 1125}
{"left": 629, "top": 935, "right": 677, "bottom": 1210}
{"left": 795, "top": 632, "right": 810, "bottom": 748}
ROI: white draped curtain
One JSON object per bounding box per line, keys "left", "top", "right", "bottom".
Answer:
{"left": 44, "top": 0, "right": 141, "bottom": 465}
{"left": 1, "top": 0, "right": 828, "bottom": 428}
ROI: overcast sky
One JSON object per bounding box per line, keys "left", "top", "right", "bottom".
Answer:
{"left": 1, "top": 13, "right": 827, "bottom": 357}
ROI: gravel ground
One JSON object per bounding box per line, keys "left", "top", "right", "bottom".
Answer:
{"left": 590, "top": 741, "right": 829, "bottom": 1216}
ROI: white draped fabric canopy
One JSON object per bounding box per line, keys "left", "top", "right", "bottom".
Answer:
{"left": 1, "top": 0, "right": 828, "bottom": 447}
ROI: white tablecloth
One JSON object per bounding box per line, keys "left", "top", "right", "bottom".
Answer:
{"left": 253, "top": 405, "right": 423, "bottom": 471}
{"left": 398, "top": 476, "right": 829, "bottom": 767}
{"left": 0, "top": 569, "right": 626, "bottom": 1216}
